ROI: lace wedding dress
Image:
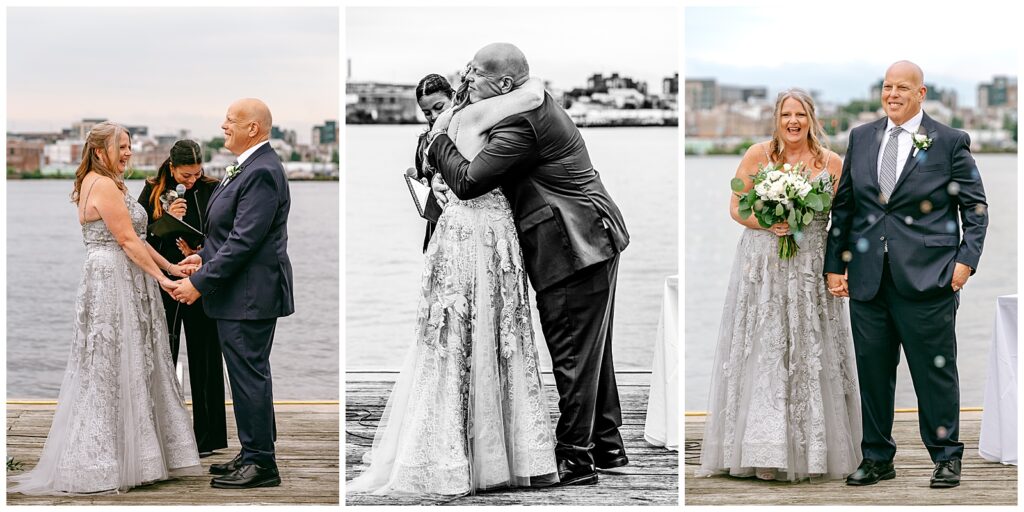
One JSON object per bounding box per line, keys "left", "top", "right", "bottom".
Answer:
{"left": 8, "top": 191, "right": 200, "bottom": 495}
{"left": 347, "top": 188, "right": 558, "bottom": 495}
{"left": 698, "top": 164, "right": 862, "bottom": 482}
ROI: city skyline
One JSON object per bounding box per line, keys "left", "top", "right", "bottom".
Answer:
{"left": 7, "top": 7, "right": 339, "bottom": 144}
{"left": 686, "top": 6, "right": 1018, "bottom": 108}
{"left": 347, "top": 6, "right": 678, "bottom": 92}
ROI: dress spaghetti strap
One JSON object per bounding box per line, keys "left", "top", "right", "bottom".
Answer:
{"left": 79, "top": 176, "right": 101, "bottom": 223}
{"left": 761, "top": 142, "right": 772, "bottom": 164}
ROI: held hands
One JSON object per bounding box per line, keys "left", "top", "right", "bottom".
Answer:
{"left": 167, "top": 198, "right": 187, "bottom": 218}
{"left": 826, "top": 271, "right": 849, "bottom": 298}
{"left": 177, "top": 254, "right": 202, "bottom": 276}
{"left": 952, "top": 262, "right": 972, "bottom": 292}
{"left": 431, "top": 173, "right": 450, "bottom": 207}
{"left": 768, "top": 222, "right": 791, "bottom": 237}
{"left": 171, "top": 277, "right": 201, "bottom": 305}
{"left": 159, "top": 278, "right": 179, "bottom": 296}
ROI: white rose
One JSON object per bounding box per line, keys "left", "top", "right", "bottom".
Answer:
{"left": 783, "top": 163, "right": 793, "bottom": 172}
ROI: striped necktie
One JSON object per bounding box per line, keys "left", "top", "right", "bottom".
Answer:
{"left": 879, "top": 126, "right": 902, "bottom": 203}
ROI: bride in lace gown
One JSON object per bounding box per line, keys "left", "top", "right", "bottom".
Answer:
{"left": 698, "top": 90, "right": 862, "bottom": 482}
{"left": 347, "top": 76, "right": 558, "bottom": 496}
{"left": 8, "top": 123, "right": 201, "bottom": 495}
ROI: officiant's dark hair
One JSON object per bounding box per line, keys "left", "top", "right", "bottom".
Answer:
{"left": 147, "top": 139, "right": 216, "bottom": 220}
{"left": 416, "top": 74, "right": 455, "bottom": 101}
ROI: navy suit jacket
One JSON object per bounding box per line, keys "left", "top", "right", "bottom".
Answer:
{"left": 192, "top": 142, "right": 295, "bottom": 320}
{"left": 824, "top": 113, "right": 988, "bottom": 301}
{"left": 428, "top": 93, "right": 629, "bottom": 292}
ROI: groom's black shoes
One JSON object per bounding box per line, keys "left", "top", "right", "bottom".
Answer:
{"left": 210, "top": 464, "right": 281, "bottom": 489}
{"left": 845, "top": 459, "right": 896, "bottom": 486}
{"left": 930, "top": 459, "right": 961, "bottom": 488}
{"left": 594, "top": 447, "right": 629, "bottom": 470}
{"left": 209, "top": 452, "right": 243, "bottom": 475}
{"left": 554, "top": 458, "right": 598, "bottom": 486}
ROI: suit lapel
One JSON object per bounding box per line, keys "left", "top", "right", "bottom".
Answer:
{"left": 204, "top": 143, "right": 275, "bottom": 229}
{"left": 890, "top": 112, "right": 936, "bottom": 198}
{"left": 866, "top": 116, "right": 887, "bottom": 193}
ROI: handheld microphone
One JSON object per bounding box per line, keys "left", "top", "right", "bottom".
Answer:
{"left": 176, "top": 184, "right": 187, "bottom": 196}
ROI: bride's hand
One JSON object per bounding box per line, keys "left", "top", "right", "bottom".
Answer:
{"left": 768, "top": 222, "right": 790, "bottom": 236}
{"left": 159, "top": 278, "right": 179, "bottom": 295}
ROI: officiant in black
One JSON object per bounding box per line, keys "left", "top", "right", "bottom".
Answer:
{"left": 138, "top": 139, "right": 227, "bottom": 457}
{"left": 409, "top": 73, "right": 454, "bottom": 252}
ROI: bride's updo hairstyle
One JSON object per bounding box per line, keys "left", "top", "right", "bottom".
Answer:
{"left": 770, "top": 88, "right": 830, "bottom": 171}
{"left": 416, "top": 74, "right": 455, "bottom": 102}
{"left": 71, "top": 121, "right": 130, "bottom": 203}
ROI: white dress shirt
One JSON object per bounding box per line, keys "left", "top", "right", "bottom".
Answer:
{"left": 236, "top": 140, "right": 270, "bottom": 167}
{"left": 877, "top": 109, "right": 924, "bottom": 183}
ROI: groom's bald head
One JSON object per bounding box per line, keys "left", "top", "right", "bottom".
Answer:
{"left": 466, "top": 43, "right": 530, "bottom": 103}
{"left": 474, "top": 43, "right": 530, "bottom": 83}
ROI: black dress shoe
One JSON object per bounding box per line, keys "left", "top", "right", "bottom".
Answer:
{"left": 594, "top": 447, "right": 629, "bottom": 470}
{"left": 845, "top": 459, "right": 896, "bottom": 486}
{"left": 554, "top": 458, "right": 598, "bottom": 486}
{"left": 930, "top": 459, "right": 961, "bottom": 488}
{"left": 199, "top": 451, "right": 216, "bottom": 459}
{"left": 210, "top": 464, "right": 281, "bottom": 489}
{"left": 209, "top": 452, "right": 243, "bottom": 475}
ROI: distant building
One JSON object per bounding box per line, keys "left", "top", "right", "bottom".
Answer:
{"left": 978, "top": 75, "right": 1018, "bottom": 110}
{"left": 312, "top": 120, "right": 338, "bottom": 145}
{"left": 587, "top": 73, "right": 647, "bottom": 95}
{"left": 6, "top": 139, "right": 46, "bottom": 173}
{"left": 272, "top": 125, "right": 298, "bottom": 146}
{"left": 69, "top": 118, "right": 107, "bottom": 140}
{"left": 346, "top": 82, "right": 419, "bottom": 124}
{"left": 663, "top": 72, "right": 679, "bottom": 96}
{"left": 685, "top": 79, "right": 717, "bottom": 111}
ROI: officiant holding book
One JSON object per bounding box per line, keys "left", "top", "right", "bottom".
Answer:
{"left": 407, "top": 73, "right": 454, "bottom": 252}
{"left": 139, "top": 138, "right": 228, "bottom": 459}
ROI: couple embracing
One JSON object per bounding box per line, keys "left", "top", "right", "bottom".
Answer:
{"left": 699, "top": 61, "right": 988, "bottom": 490}
{"left": 348, "top": 43, "right": 630, "bottom": 495}
{"left": 9, "top": 99, "right": 292, "bottom": 494}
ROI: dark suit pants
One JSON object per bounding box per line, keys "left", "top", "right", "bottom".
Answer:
{"left": 535, "top": 255, "right": 624, "bottom": 466}
{"left": 216, "top": 318, "right": 279, "bottom": 468}
{"left": 159, "top": 290, "right": 227, "bottom": 454}
{"left": 849, "top": 256, "right": 963, "bottom": 463}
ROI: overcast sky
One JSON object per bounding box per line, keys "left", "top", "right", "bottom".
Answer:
{"left": 686, "top": 6, "right": 1019, "bottom": 108}
{"left": 346, "top": 7, "right": 679, "bottom": 92}
{"left": 7, "top": 7, "right": 339, "bottom": 143}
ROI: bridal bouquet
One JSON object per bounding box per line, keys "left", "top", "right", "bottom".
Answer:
{"left": 731, "top": 162, "right": 832, "bottom": 259}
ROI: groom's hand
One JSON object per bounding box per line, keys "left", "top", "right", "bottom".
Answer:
{"left": 431, "top": 173, "right": 449, "bottom": 207}
{"left": 172, "top": 277, "right": 202, "bottom": 305}
{"left": 178, "top": 254, "right": 202, "bottom": 276}
{"left": 952, "top": 262, "right": 972, "bottom": 292}
{"left": 826, "top": 272, "right": 849, "bottom": 298}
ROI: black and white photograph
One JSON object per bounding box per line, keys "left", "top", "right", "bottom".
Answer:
{"left": 344, "top": 5, "right": 679, "bottom": 506}
{"left": 683, "top": 5, "right": 1017, "bottom": 506}
{"left": 5, "top": 7, "right": 339, "bottom": 505}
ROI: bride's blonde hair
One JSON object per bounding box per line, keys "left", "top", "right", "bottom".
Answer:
{"left": 71, "top": 121, "right": 130, "bottom": 203}
{"left": 770, "top": 88, "right": 830, "bottom": 170}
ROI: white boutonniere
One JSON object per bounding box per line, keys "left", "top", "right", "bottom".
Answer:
{"left": 225, "top": 164, "right": 242, "bottom": 180}
{"left": 912, "top": 132, "right": 933, "bottom": 157}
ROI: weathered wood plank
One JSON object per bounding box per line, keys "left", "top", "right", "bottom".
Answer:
{"left": 684, "top": 411, "right": 1017, "bottom": 506}
{"left": 6, "top": 404, "right": 340, "bottom": 505}
{"left": 345, "top": 377, "right": 679, "bottom": 506}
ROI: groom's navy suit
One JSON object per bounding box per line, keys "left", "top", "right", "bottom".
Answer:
{"left": 191, "top": 141, "right": 294, "bottom": 468}
{"left": 429, "top": 92, "right": 629, "bottom": 467}
{"left": 825, "top": 112, "right": 987, "bottom": 463}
